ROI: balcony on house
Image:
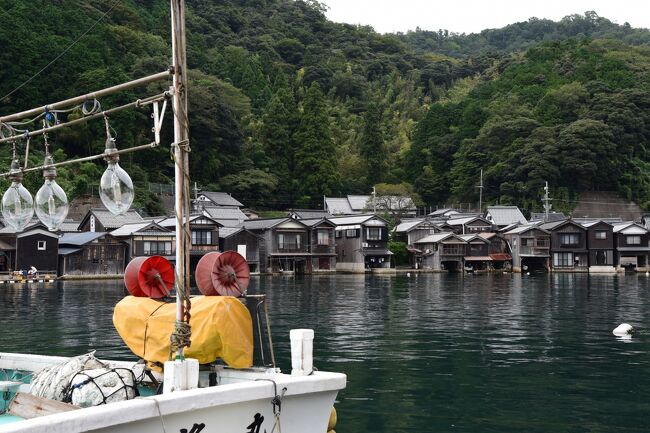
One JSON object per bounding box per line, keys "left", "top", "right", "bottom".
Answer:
{"left": 520, "top": 237, "right": 550, "bottom": 256}
{"left": 441, "top": 244, "right": 465, "bottom": 256}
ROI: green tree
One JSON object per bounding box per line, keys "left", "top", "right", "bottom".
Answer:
{"left": 294, "top": 82, "right": 339, "bottom": 206}
{"left": 359, "top": 103, "right": 386, "bottom": 187}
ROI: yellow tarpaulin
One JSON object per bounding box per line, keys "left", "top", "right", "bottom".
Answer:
{"left": 113, "top": 296, "right": 253, "bottom": 369}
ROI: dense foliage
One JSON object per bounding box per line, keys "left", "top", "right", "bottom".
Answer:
{"left": 2, "top": 2, "right": 650, "bottom": 214}
{"left": 408, "top": 39, "right": 650, "bottom": 213}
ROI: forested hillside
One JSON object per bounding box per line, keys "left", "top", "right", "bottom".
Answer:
{"left": 1, "top": 1, "right": 650, "bottom": 215}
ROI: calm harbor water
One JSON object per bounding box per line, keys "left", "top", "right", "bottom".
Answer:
{"left": 2, "top": 273, "right": 650, "bottom": 432}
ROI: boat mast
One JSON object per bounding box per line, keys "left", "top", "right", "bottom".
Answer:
{"left": 171, "top": 0, "right": 191, "bottom": 359}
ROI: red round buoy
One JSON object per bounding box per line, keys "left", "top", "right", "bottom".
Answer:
{"left": 124, "top": 257, "right": 147, "bottom": 297}
{"left": 211, "top": 251, "right": 250, "bottom": 297}
{"left": 195, "top": 252, "right": 221, "bottom": 296}
{"left": 123, "top": 256, "right": 175, "bottom": 298}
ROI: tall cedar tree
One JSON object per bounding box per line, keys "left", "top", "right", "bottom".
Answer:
{"left": 360, "top": 103, "right": 386, "bottom": 187}
{"left": 260, "top": 87, "right": 300, "bottom": 203}
{"left": 294, "top": 83, "right": 340, "bottom": 205}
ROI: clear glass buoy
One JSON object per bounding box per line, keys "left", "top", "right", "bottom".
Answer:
{"left": 2, "top": 160, "right": 34, "bottom": 231}
{"left": 34, "top": 155, "right": 69, "bottom": 231}
{"left": 100, "top": 160, "right": 134, "bottom": 215}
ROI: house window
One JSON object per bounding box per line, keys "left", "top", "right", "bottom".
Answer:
{"left": 521, "top": 238, "right": 530, "bottom": 246}
{"left": 317, "top": 230, "right": 330, "bottom": 245}
{"left": 143, "top": 241, "right": 172, "bottom": 255}
{"left": 37, "top": 240, "right": 46, "bottom": 251}
{"left": 192, "top": 230, "right": 212, "bottom": 245}
{"left": 367, "top": 228, "right": 381, "bottom": 241}
{"left": 335, "top": 230, "right": 342, "bottom": 239}
{"left": 559, "top": 233, "right": 579, "bottom": 246}
{"left": 595, "top": 231, "right": 607, "bottom": 240}
{"left": 627, "top": 235, "right": 641, "bottom": 245}
{"left": 346, "top": 229, "right": 358, "bottom": 238}
{"left": 553, "top": 252, "right": 573, "bottom": 267}
{"left": 278, "top": 233, "right": 301, "bottom": 250}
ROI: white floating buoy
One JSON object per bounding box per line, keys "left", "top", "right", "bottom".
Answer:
{"left": 645, "top": 271, "right": 649, "bottom": 276}
{"left": 526, "top": 272, "right": 530, "bottom": 275}
{"left": 613, "top": 323, "right": 635, "bottom": 336}
{"left": 406, "top": 272, "right": 411, "bottom": 277}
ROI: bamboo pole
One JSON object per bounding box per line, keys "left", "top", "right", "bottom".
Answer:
{"left": 0, "top": 142, "right": 159, "bottom": 177}
{"left": 171, "top": 0, "right": 191, "bottom": 359}
{"left": 0, "top": 93, "right": 169, "bottom": 145}
{"left": 0, "top": 71, "right": 171, "bottom": 123}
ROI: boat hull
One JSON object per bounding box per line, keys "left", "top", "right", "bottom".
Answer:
{"left": 0, "top": 353, "right": 346, "bottom": 433}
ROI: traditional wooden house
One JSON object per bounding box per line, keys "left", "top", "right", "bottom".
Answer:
{"left": 78, "top": 208, "right": 144, "bottom": 232}
{"left": 414, "top": 232, "right": 466, "bottom": 272}
{"left": 219, "top": 227, "right": 265, "bottom": 273}
{"left": 15, "top": 224, "right": 59, "bottom": 274}
{"left": 394, "top": 219, "right": 443, "bottom": 244}
{"left": 243, "top": 217, "right": 310, "bottom": 273}
{"left": 0, "top": 222, "right": 17, "bottom": 272}
{"left": 460, "top": 234, "right": 492, "bottom": 271}
{"left": 155, "top": 214, "right": 221, "bottom": 270}
{"left": 58, "top": 232, "right": 127, "bottom": 276}
{"left": 583, "top": 221, "right": 616, "bottom": 272}
{"left": 446, "top": 216, "right": 493, "bottom": 235}
{"left": 540, "top": 220, "right": 588, "bottom": 271}
{"left": 394, "top": 218, "right": 446, "bottom": 269}
{"left": 110, "top": 222, "right": 174, "bottom": 262}
{"left": 329, "top": 215, "right": 392, "bottom": 272}
{"left": 301, "top": 218, "right": 337, "bottom": 272}
{"left": 479, "top": 232, "right": 512, "bottom": 270}
{"left": 613, "top": 222, "right": 650, "bottom": 271}
{"left": 503, "top": 225, "right": 550, "bottom": 272}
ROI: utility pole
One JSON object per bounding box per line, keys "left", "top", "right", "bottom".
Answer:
{"left": 372, "top": 186, "right": 377, "bottom": 214}
{"left": 543, "top": 181, "right": 552, "bottom": 222}
{"left": 477, "top": 169, "right": 483, "bottom": 213}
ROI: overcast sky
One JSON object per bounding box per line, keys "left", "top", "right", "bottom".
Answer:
{"left": 323, "top": 0, "right": 650, "bottom": 34}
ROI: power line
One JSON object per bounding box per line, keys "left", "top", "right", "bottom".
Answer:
{"left": 1, "top": 0, "right": 122, "bottom": 103}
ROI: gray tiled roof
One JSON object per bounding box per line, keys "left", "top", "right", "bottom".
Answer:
{"left": 109, "top": 222, "right": 160, "bottom": 237}
{"left": 503, "top": 224, "right": 549, "bottom": 235}
{"left": 87, "top": 208, "right": 144, "bottom": 229}
{"left": 198, "top": 192, "right": 244, "bottom": 207}
{"left": 59, "top": 219, "right": 81, "bottom": 233}
{"left": 529, "top": 212, "right": 566, "bottom": 223}
{"left": 328, "top": 215, "right": 385, "bottom": 226}
{"left": 243, "top": 218, "right": 291, "bottom": 230}
{"left": 213, "top": 219, "right": 245, "bottom": 228}
{"left": 325, "top": 197, "right": 354, "bottom": 215}
{"left": 290, "top": 209, "right": 332, "bottom": 219}
{"left": 156, "top": 214, "right": 221, "bottom": 228}
{"left": 202, "top": 206, "right": 248, "bottom": 221}
{"left": 347, "top": 195, "right": 372, "bottom": 211}
{"left": 59, "top": 232, "right": 106, "bottom": 246}
{"left": 395, "top": 219, "right": 426, "bottom": 233}
{"left": 486, "top": 206, "right": 527, "bottom": 226}
{"left": 219, "top": 227, "right": 243, "bottom": 238}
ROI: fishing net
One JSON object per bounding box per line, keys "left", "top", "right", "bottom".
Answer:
{"left": 30, "top": 352, "right": 139, "bottom": 407}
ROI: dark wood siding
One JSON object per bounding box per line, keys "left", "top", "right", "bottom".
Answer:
{"left": 16, "top": 233, "right": 58, "bottom": 272}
